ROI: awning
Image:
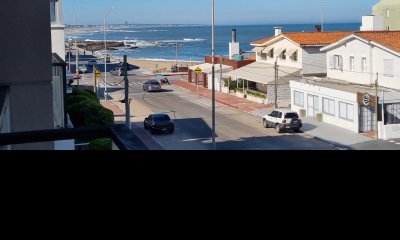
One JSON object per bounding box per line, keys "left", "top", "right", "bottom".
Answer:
{"left": 262, "top": 46, "right": 273, "bottom": 53}
{"left": 275, "top": 48, "right": 285, "bottom": 55}
{"left": 286, "top": 49, "right": 298, "bottom": 56}
{"left": 252, "top": 47, "right": 265, "bottom": 52}
{"left": 189, "top": 63, "right": 233, "bottom": 74}
{"left": 226, "top": 62, "right": 301, "bottom": 85}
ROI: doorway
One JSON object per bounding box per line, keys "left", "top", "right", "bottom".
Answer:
{"left": 307, "top": 94, "right": 319, "bottom": 117}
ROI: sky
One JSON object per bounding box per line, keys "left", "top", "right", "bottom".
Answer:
{"left": 63, "top": 0, "right": 380, "bottom": 25}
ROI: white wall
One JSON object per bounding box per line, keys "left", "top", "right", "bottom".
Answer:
{"left": 290, "top": 81, "right": 360, "bottom": 132}
{"left": 255, "top": 38, "right": 303, "bottom": 69}
{"left": 51, "top": 26, "right": 66, "bottom": 60}
{"left": 326, "top": 38, "right": 400, "bottom": 89}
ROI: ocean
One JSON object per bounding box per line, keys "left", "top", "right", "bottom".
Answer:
{"left": 65, "top": 23, "right": 361, "bottom": 62}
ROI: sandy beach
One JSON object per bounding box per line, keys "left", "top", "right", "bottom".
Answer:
{"left": 127, "top": 59, "right": 202, "bottom": 72}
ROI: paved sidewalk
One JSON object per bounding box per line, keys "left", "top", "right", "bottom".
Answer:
{"left": 174, "top": 80, "right": 271, "bottom": 112}
{"left": 173, "top": 80, "right": 384, "bottom": 150}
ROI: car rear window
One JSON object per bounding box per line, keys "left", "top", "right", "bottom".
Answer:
{"left": 285, "top": 113, "right": 299, "bottom": 118}
{"left": 154, "top": 115, "right": 170, "bottom": 121}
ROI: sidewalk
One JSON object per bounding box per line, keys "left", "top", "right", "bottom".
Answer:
{"left": 174, "top": 80, "right": 375, "bottom": 150}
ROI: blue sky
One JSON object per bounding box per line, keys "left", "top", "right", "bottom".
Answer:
{"left": 63, "top": 0, "right": 379, "bottom": 25}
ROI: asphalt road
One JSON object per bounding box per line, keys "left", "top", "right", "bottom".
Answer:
{"left": 82, "top": 70, "right": 341, "bottom": 150}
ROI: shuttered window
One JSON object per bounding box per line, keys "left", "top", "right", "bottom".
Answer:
{"left": 294, "top": 91, "right": 304, "bottom": 107}
{"left": 384, "top": 59, "right": 394, "bottom": 77}
{"left": 323, "top": 98, "right": 335, "bottom": 116}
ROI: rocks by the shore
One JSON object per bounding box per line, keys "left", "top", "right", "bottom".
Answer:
{"left": 76, "top": 41, "right": 125, "bottom": 52}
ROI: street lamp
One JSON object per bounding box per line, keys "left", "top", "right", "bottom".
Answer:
{"left": 68, "top": 38, "right": 72, "bottom": 71}
{"left": 211, "top": 0, "right": 216, "bottom": 150}
{"left": 104, "top": 5, "right": 115, "bottom": 101}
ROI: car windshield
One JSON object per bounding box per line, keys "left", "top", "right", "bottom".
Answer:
{"left": 154, "top": 115, "right": 170, "bottom": 121}
{"left": 285, "top": 113, "right": 299, "bottom": 118}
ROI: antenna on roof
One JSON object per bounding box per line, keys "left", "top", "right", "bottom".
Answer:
{"left": 320, "top": 0, "right": 324, "bottom": 32}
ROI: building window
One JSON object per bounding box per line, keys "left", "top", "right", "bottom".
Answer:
{"left": 269, "top": 49, "right": 274, "bottom": 58}
{"left": 50, "top": 2, "right": 56, "bottom": 23}
{"left": 339, "top": 102, "right": 354, "bottom": 122}
{"left": 361, "top": 57, "right": 367, "bottom": 72}
{"left": 334, "top": 55, "right": 343, "bottom": 70}
{"left": 384, "top": 59, "right": 394, "bottom": 77}
{"left": 350, "top": 56, "right": 355, "bottom": 71}
{"left": 294, "top": 91, "right": 304, "bottom": 107}
{"left": 261, "top": 53, "right": 267, "bottom": 61}
{"left": 281, "top": 50, "right": 287, "bottom": 60}
{"left": 386, "top": 9, "right": 390, "bottom": 18}
{"left": 323, "top": 98, "right": 335, "bottom": 116}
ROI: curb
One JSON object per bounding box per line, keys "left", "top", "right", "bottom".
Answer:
{"left": 313, "top": 136, "right": 353, "bottom": 150}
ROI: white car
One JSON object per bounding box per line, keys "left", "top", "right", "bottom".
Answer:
{"left": 263, "top": 109, "right": 302, "bottom": 133}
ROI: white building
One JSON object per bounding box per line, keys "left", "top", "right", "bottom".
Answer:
{"left": 226, "top": 27, "right": 351, "bottom": 106}
{"left": 51, "top": 0, "right": 66, "bottom": 60}
{"left": 290, "top": 31, "right": 400, "bottom": 139}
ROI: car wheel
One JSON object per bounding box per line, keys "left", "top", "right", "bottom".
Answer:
{"left": 144, "top": 123, "right": 148, "bottom": 130}
{"left": 150, "top": 129, "right": 156, "bottom": 135}
{"left": 263, "top": 119, "right": 268, "bottom": 128}
{"left": 275, "top": 124, "right": 281, "bottom": 133}
{"left": 169, "top": 129, "right": 174, "bottom": 134}
{"left": 294, "top": 128, "right": 301, "bottom": 133}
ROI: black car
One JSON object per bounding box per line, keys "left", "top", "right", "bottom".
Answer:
{"left": 143, "top": 80, "right": 162, "bottom": 92}
{"left": 144, "top": 113, "right": 175, "bottom": 134}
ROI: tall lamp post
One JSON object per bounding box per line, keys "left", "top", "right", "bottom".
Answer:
{"left": 68, "top": 38, "right": 72, "bottom": 71}
{"left": 211, "top": 0, "right": 216, "bottom": 150}
{"left": 104, "top": 5, "right": 115, "bottom": 101}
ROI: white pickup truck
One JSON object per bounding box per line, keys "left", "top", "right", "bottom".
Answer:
{"left": 263, "top": 109, "right": 302, "bottom": 133}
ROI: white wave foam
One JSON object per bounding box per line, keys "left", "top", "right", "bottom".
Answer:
{"left": 183, "top": 38, "right": 206, "bottom": 42}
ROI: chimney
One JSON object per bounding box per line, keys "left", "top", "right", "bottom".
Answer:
{"left": 232, "top": 29, "right": 237, "bottom": 43}
{"left": 315, "top": 24, "right": 322, "bottom": 32}
{"left": 274, "top": 27, "right": 282, "bottom": 36}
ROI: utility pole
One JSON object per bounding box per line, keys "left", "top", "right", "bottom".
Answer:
{"left": 93, "top": 65, "right": 97, "bottom": 94}
{"left": 211, "top": 0, "right": 216, "bottom": 150}
{"left": 220, "top": 55, "right": 223, "bottom": 92}
{"left": 104, "top": 5, "right": 115, "bottom": 101}
{"left": 320, "top": 1, "right": 324, "bottom": 32}
{"left": 375, "top": 73, "right": 379, "bottom": 140}
{"left": 74, "top": 6, "right": 79, "bottom": 87}
{"left": 176, "top": 41, "right": 179, "bottom": 68}
{"left": 274, "top": 59, "right": 278, "bottom": 109}
{"left": 124, "top": 55, "right": 131, "bottom": 129}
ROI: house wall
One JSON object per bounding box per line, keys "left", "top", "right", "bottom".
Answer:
{"left": 326, "top": 38, "right": 400, "bottom": 89}
{"left": 0, "top": 0, "right": 55, "bottom": 150}
{"left": 373, "top": 0, "right": 400, "bottom": 30}
{"left": 290, "top": 81, "right": 360, "bottom": 133}
{"left": 302, "top": 47, "right": 327, "bottom": 75}
{"left": 255, "top": 38, "right": 303, "bottom": 69}
{"left": 51, "top": 0, "right": 65, "bottom": 60}
{"left": 266, "top": 84, "right": 291, "bottom": 106}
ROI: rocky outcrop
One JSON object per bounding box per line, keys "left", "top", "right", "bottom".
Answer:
{"left": 76, "top": 41, "right": 125, "bottom": 52}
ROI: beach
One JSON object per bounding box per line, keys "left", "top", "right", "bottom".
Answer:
{"left": 127, "top": 59, "right": 202, "bottom": 72}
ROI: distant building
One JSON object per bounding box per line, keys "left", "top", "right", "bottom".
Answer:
{"left": 373, "top": 0, "right": 400, "bottom": 30}
{"left": 51, "top": 0, "right": 66, "bottom": 60}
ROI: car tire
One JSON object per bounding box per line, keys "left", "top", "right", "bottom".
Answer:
{"left": 263, "top": 119, "right": 268, "bottom": 128}
{"left": 144, "top": 123, "right": 148, "bottom": 130}
{"left": 275, "top": 124, "right": 281, "bottom": 133}
{"left": 169, "top": 129, "right": 174, "bottom": 134}
{"left": 150, "top": 129, "right": 156, "bottom": 135}
{"left": 294, "top": 128, "right": 301, "bottom": 133}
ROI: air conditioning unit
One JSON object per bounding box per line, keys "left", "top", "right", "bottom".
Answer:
{"left": 299, "top": 109, "right": 306, "bottom": 117}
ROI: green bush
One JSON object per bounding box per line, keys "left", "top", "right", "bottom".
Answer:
{"left": 246, "top": 89, "right": 267, "bottom": 99}
{"left": 67, "top": 99, "right": 114, "bottom": 128}
{"left": 72, "top": 88, "right": 99, "bottom": 103}
{"left": 66, "top": 94, "right": 99, "bottom": 106}
{"left": 89, "top": 138, "right": 112, "bottom": 150}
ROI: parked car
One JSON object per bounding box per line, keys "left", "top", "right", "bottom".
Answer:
{"left": 143, "top": 80, "right": 162, "bottom": 92}
{"left": 110, "top": 67, "right": 125, "bottom": 76}
{"left": 87, "top": 60, "right": 97, "bottom": 65}
{"left": 144, "top": 113, "right": 175, "bottom": 134}
{"left": 263, "top": 109, "right": 302, "bottom": 133}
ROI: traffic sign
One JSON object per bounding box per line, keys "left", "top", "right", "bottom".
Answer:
{"left": 95, "top": 70, "right": 101, "bottom": 78}
{"left": 194, "top": 67, "right": 202, "bottom": 74}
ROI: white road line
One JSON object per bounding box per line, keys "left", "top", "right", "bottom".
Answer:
{"left": 389, "top": 140, "right": 396, "bottom": 143}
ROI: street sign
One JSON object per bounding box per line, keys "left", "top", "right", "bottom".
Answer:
{"left": 95, "top": 70, "right": 101, "bottom": 78}
{"left": 195, "top": 67, "right": 202, "bottom": 74}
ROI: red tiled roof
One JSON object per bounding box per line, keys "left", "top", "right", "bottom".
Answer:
{"left": 355, "top": 31, "right": 400, "bottom": 53}
{"left": 251, "top": 32, "right": 352, "bottom": 46}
